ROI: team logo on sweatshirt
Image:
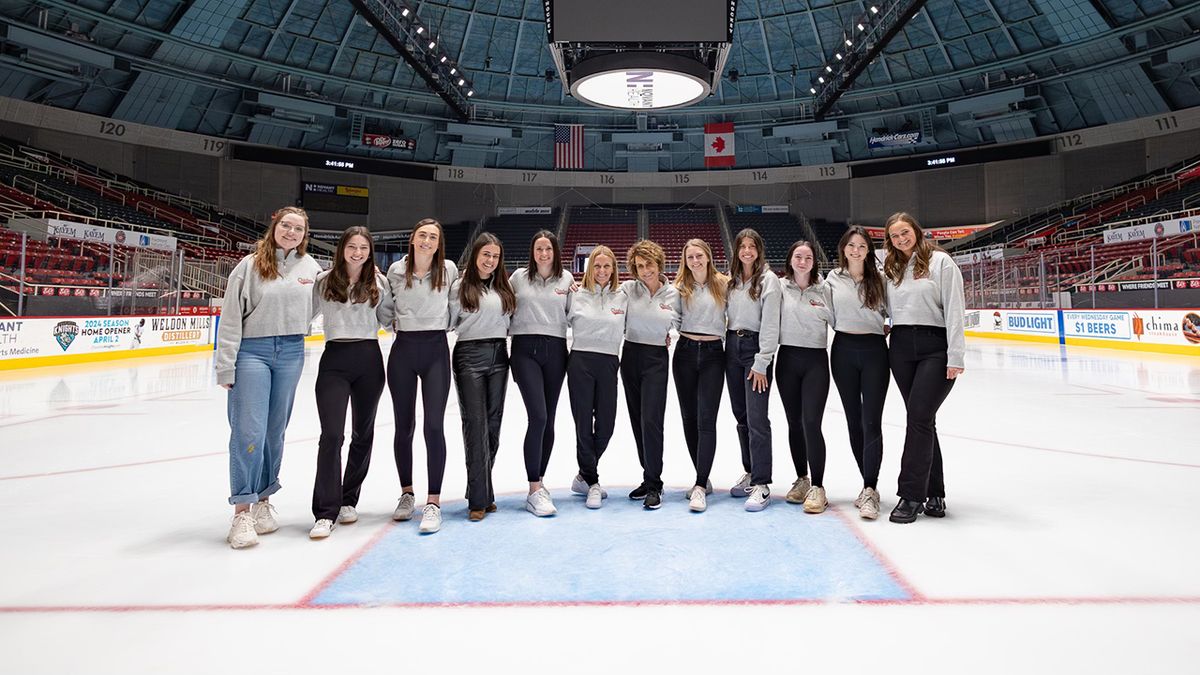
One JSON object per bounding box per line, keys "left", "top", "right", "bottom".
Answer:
{"left": 659, "top": 303, "right": 673, "bottom": 311}
{"left": 808, "top": 299, "right": 826, "bottom": 308}
{"left": 298, "top": 277, "right": 315, "bottom": 285}
{"left": 554, "top": 289, "right": 568, "bottom": 295}
{"left": 610, "top": 308, "right": 625, "bottom": 315}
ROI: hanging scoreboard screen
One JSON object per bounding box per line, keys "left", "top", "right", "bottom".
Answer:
{"left": 301, "top": 182, "right": 369, "bottom": 214}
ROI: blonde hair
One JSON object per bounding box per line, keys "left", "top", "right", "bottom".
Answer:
{"left": 882, "top": 212, "right": 941, "bottom": 285}
{"left": 582, "top": 245, "right": 619, "bottom": 292}
{"left": 254, "top": 206, "right": 309, "bottom": 280}
{"left": 626, "top": 240, "right": 665, "bottom": 278}
{"left": 674, "top": 239, "right": 729, "bottom": 309}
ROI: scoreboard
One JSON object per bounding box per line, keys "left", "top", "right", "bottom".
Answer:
{"left": 301, "top": 182, "right": 369, "bottom": 214}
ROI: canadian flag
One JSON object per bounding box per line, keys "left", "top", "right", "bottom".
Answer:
{"left": 704, "top": 122, "right": 735, "bottom": 167}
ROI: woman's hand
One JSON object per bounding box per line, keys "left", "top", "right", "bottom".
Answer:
{"left": 946, "top": 367, "right": 964, "bottom": 380}
{"left": 748, "top": 370, "right": 769, "bottom": 393}
{"left": 221, "top": 383, "right": 233, "bottom": 390}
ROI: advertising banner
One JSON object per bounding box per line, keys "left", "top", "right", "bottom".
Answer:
{"left": 1062, "top": 311, "right": 1133, "bottom": 341}
{"left": 497, "top": 207, "right": 553, "bottom": 215}
{"left": 0, "top": 315, "right": 213, "bottom": 362}
{"left": 362, "top": 133, "right": 416, "bottom": 151}
{"left": 867, "top": 131, "right": 922, "bottom": 149}
{"left": 963, "top": 309, "right": 1058, "bottom": 338}
{"left": 1102, "top": 216, "right": 1196, "bottom": 244}
{"left": 48, "top": 218, "right": 177, "bottom": 252}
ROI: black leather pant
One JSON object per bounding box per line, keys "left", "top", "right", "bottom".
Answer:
{"left": 452, "top": 338, "right": 509, "bottom": 511}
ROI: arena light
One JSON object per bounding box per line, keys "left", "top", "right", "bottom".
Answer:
{"left": 416, "top": 25, "right": 424, "bottom": 34}
{"left": 440, "top": 56, "right": 447, "bottom": 63}
{"left": 835, "top": 53, "right": 843, "bottom": 60}
{"left": 818, "top": 76, "right": 825, "bottom": 83}
{"left": 458, "top": 78, "right": 465, "bottom": 85}
{"left": 450, "top": 67, "right": 457, "bottom": 75}
{"left": 569, "top": 52, "right": 711, "bottom": 110}
{"left": 428, "top": 40, "right": 436, "bottom": 49}
{"left": 401, "top": 7, "right": 410, "bottom": 16}
{"left": 870, "top": 5, "right": 879, "bottom": 13}
{"left": 467, "top": 90, "right": 474, "bottom": 96}
{"left": 825, "top": 65, "right": 833, "bottom": 72}
{"left": 809, "top": 87, "right": 816, "bottom": 94}
{"left": 845, "top": 39, "right": 853, "bottom": 46}
{"left": 857, "top": 22, "right": 865, "bottom": 30}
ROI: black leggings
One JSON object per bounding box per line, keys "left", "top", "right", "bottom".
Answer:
{"left": 672, "top": 336, "right": 724, "bottom": 488}
{"left": 453, "top": 339, "right": 509, "bottom": 511}
{"left": 510, "top": 335, "right": 568, "bottom": 483}
{"left": 775, "top": 346, "right": 830, "bottom": 485}
{"left": 889, "top": 325, "right": 956, "bottom": 501}
{"left": 620, "top": 341, "right": 669, "bottom": 491}
{"left": 830, "top": 332, "right": 889, "bottom": 490}
{"left": 312, "top": 340, "right": 385, "bottom": 521}
{"left": 387, "top": 330, "right": 450, "bottom": 496}
{"left": 568, "top": 350, "right": 619, "bottom": 486}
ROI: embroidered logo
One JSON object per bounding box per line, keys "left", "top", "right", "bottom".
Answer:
{"left": 808, "top": 300, "right": 826, "bottom": 308}
{"left": 299, "top": 277, "right": 315, "bottom": 285}
{"left": 555, "top": 289, "right": 568, "bottom": 295}
{"left": 611, "top": 309, "right": 625, "bottom": 315}
{"left": 659, "top": 303, "right": 673, "bottom": 311}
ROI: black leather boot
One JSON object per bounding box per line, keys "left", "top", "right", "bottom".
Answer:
{"left": 889, "top": 498, "right": 924, "bottom": 524}
{"left": 924, "top": 497, "right": 946, "bottom": 518}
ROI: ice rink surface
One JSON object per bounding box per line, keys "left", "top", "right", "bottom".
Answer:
{"left": 1, "top": 335, "right": 1197, "bottom": 672}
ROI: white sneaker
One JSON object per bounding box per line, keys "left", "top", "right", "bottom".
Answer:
{"left": 858, "top": 487, "right": 881, "bottom": 520}
{"left": 227, "top": 512, "right": 258, "bottom": 549}
{"left": 337, "top": 506, "right": 358, "bottom": 524}
{"left": 573, "top": 474, "right": 607, "bottom": 498}
{"left": 803, "top": 486, "right": 828, "bottom": 514}
{"left": 786, "top": 476, "right": 813, "bottom": 504}
{"left": 392, "top": 493, "right": 416, "bottom": 521}
{"left": 586, "top": 484, "right": 604, "bottom": 509}
{"left": 418, "top": 504, "right": 442, "bottom": 533}
{"left": 744, "top": 484, "right": 771, "bottom": 512}
{"left": 251, "top": 501, "right": 278, "bottom": 534}
{"left": 854, "top": 487, "right": 870, "bottom": 508}
{"left": 689, "top": 486, "right": 707, "bottom": 512}
{"left": 309, "top": 519, "right": 334, "bottom": 539}
{"left": 525, "top": 487, "right": 558, "bottom": 517}
{"left": 729, "top": 473, "right": 751, "bottom": 497}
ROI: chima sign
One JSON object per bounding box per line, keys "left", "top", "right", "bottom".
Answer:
{"left": 868, "top": 132, "right": 922, "bottom": 149}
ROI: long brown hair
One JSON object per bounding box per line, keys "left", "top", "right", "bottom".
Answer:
{"left": 781, "top": 239, "right": 819, "bottom": 287}
{"left": 674, "top": 238, "right": 728, "bottom": 308}
{"left": 837, "top": 226, "right": 885, "bottom": 311}
{"left": 404, "top": 218, "right": 448, "bottom": 291}
{"left": 253, "top": 206, "right": 309, "bottom": 280}
{"left": 525, "top": 230, "right": 563, "bottom": 282}
{"left": 322, "top": 226, "right": 380, "bottom": 305}
{"left": 458, "top": 232, "right": 516, "bottom": 314}
{"left": 883, "top": 212, "right": 940, "bottom": 285}
{"left": 582, "top": 245, "right": 620, "bottom": 292}
{"left": 727, "top": 228, "right": 767, "bottom": 300}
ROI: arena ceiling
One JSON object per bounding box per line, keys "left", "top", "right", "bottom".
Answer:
{"left": 0, "top": 0, "right": 1197, "bottom": 169}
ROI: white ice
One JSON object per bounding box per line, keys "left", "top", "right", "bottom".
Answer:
{"left": 0, "top": 336, "right": 1197, "bottom": 672}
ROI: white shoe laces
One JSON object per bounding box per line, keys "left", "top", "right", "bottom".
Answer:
{"left": 422, "top": 503, "right": 440, "bottom": 519}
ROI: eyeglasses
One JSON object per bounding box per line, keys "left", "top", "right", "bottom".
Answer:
{"left": 278, "top": 223, "right": 307, "bottom": 234}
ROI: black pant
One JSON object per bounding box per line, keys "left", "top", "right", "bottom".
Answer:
{"left": 830, "top": 332, "right": 889, "bottom": 490}
{"left": 776, "top": 346, "right": 830, "bottom": 486}
{"left": 387, "top": 330, "right": 450, "bottom": 496}
{"left": 889, "top": 325, "right": 956, "bottom": 501}
{"left": 620, "top": 341, "right": 669, "bottom": 491}
{"left": 452, "top": 339, "right": 509, "bottom": 511}
{"left": 510, "top": 335, "right": 568, "bottom": 483}
{"left": 725, "top": 330, "right": 773, "bottom": 486}
{"left": 672, "top": 336, "right": 724, "bottom": 488}
{"left": 312, "top": 340, "right": 386, "bottom": 521}
{"left": 568, "top": 350, "right": 619, "bottom": 486}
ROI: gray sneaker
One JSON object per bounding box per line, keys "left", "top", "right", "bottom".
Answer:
{"left": 586, "top": 484, "right": 604, "bottom": 509}
{"left": 729, "top": 473, "right": 751, "bottom": 497}
{"left": 392, "top": 493, "right": 416, "bottom": 521}
{"left": 337, "top": 506, "right": 358, "bottom": 524}
{"left": 572, "top": 474, "right": 606, "bottom": 498}
{"left": 786, "top": 476, "right": 812, "bottom": 504}
{"left": 858, "top": 487, "right": 881, "bottom": 520}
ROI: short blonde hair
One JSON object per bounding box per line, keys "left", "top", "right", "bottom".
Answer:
{"left": 583, "top": 245, "right": 620, "bottom": 292}
{"left": 626, "top": 240, "right": 665, "bottom": 278}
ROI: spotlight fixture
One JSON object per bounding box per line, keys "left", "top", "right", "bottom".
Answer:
{"left": 467, "top": 90, "right": 474, "bottom": 96}
{"left": 818, "top": 76, "right": 825, "bottom": 83}
{"left": 428, "top": 40, "right": 436, "bottom": 49}
{"left": 440, "top": 56, "right": 447, "bottom": 62}
{"left": 845, "top": 39, "right": 853, "bottom": 46}
{"left": 458, "top": 78, "right": 465, "bottom": 85}
{"left": 809, "top": 87, "right": 816, "bottom": 94}
{"left": 835, "top": 53, "right": 843, "bottom": 60}
{"left": 401, "top": 7, "right": 409, "bottom": 16}
{"left": 416, "top": 25, "right": 424, "bottom": 34}
{"left": 450, "top": 67, "right": 457, "bottom": 75}
{"left": 870, "top": 5, "right": 879, "bottom": 12}
{"left": 825, "top": 65, "right": 833, "bottom": 72}
{"left": 857, "top": 22, "right": 865, "bottom": 30}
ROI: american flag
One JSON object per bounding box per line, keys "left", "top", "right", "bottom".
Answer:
{"left": 554, "top": 123, "right": 584, "bottom": 170}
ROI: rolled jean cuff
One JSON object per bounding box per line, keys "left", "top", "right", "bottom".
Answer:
{"left": 227, "top": 480, "right": 281, "bottom": 505}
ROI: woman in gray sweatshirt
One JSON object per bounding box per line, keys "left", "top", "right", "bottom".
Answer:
{"left": 826, "top": 226, "right": 889, "bottom": 521}
{"left": 776, "top": 240, "right": 833, "bottom": 515}
{"left": 384, "top": 218, "right": 459, "bottom": 535}
{"left": 620, "top": 240, "right": 681, "bottom": 510}
{"left": 449, "top": 232, "right": 517, "bottom": 522}
{"left": 508, "top": 230, "right": 574, "bottom": 517}
{"left": 216, "top": 206, "right": 322, "bottom": 549}
{"left": 307, "top": 226, "right": 392, "bottom": 540}
{"left": 566, "top": 245, "right": 628, "bottom": 509}
{"left": 672, "top": 238, "right": 729, "bottom": 513}
{"left": 725, "top": 229, "right": 781, "bottom": 512}
{"left": 882, "top": 212, "right": 966, "bottom": 524}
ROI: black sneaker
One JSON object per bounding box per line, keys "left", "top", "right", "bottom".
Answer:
{"left": 643, "top": 490, "right": 662, "bottom": 510}
{"left": 889, "top": 498, "right": 924, "bottom": 524}
{"left": 924, "top": 497, "right": 946, "bottom": 518}
{"left": 628, "top": 483, "right": 649, "bottom": 500}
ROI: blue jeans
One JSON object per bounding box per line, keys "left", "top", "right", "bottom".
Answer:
{"left": 227, "top": 335, "right": 306, "bottom": 505}
{"left": 725, "top": 330, "right": 774, "bottom": 486}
